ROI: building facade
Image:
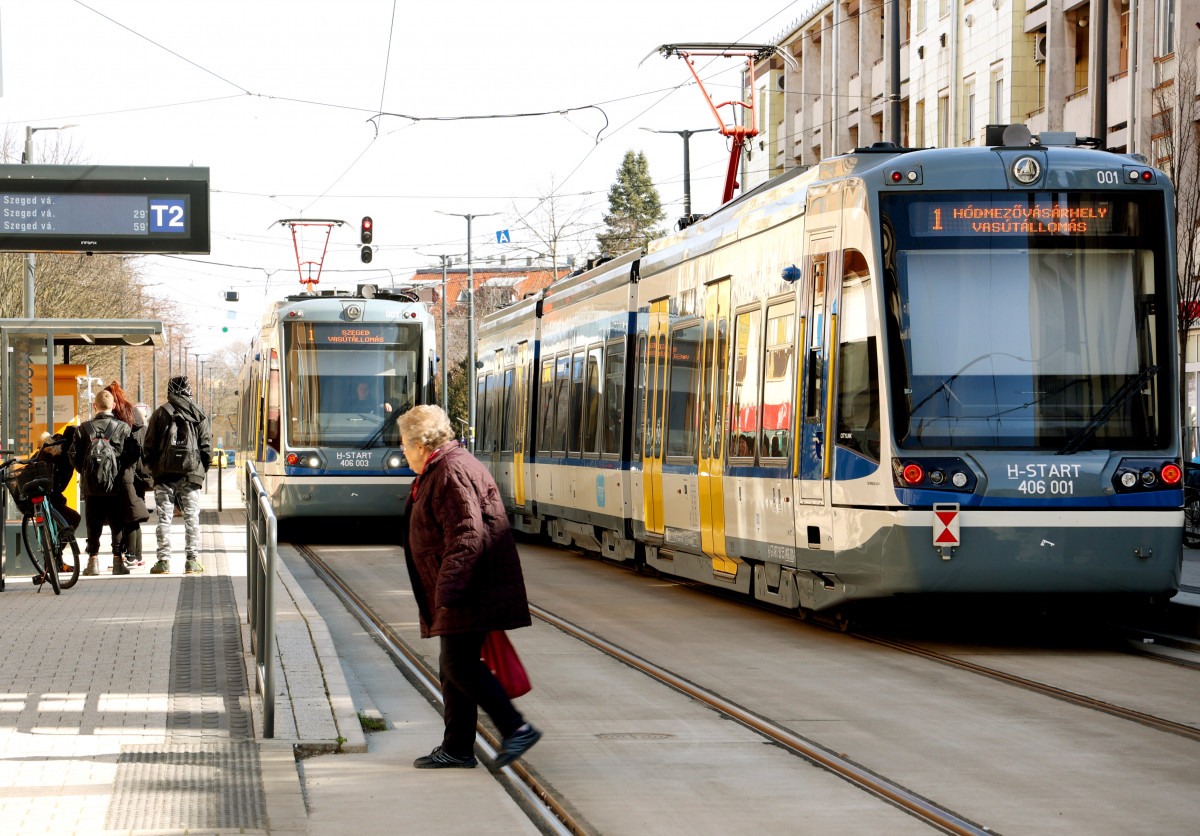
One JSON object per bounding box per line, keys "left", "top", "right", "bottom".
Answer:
{"left": 743, "top": 0, "right": 1200, "bottom": 442}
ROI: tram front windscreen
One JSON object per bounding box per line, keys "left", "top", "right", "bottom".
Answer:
{"left": 284, "top": 322, "right": 421, "bottom": 448}
{"left": 880, "top": 191, "right": 1173, "bottom": 451}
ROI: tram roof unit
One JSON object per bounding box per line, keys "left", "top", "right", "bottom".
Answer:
{"left": 538, "top": 248, "right": 641, "bottom": 318}
{"left": 480, "top": 286, "right": 543, "bottom": 332}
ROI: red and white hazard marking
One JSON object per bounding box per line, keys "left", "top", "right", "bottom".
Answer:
{"left": 932, "top": 503, "right": 960, "bottom": 546}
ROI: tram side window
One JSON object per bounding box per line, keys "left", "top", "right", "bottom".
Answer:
{"left": 486, "top": 373, "right": 500, "bottom": 453}
{"left": 266, "top": 363, "right": 281, "bottom": 454}
{"left": 537, "top": 359, "right": 555, "bottom": 453}
{"left": 603, "top": 341, "right": 626, "bottom": 456}
{"left": 501, "top": 368, "right": 516, "bottom": 452}
{"left": 568, "top": 351, "right": 586, "bottom": 455}
{"left": 552, "top": 355, "right": 571, "bottom": 453}
{"left": 475, "top": 376, "right": 488, "bottom": 451}
{"left": 583, "top": 347, "right": 601, "bottom": 455}
{"left": 836, "top": 249, "right": 881, "bottom": 462}
{"left": 632, "top": 334, "right": 648, "bottom": 458}
{"left": 666, "top": 324, "right": 701, "bottom": 460}
{"left": 761, "top": 301, "right": 796, "bottom": 461}
{"left": 729, "top": 308, "right": 763, "bottom": 460}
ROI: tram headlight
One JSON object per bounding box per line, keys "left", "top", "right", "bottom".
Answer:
{"left": 308, "top": 456, "right": 320, "bottom": 468}
{"left": 388, "top": 455, "right": 403, "bottom": 468}
{"left": 893, "top": 457, "right": 978, "bottom": 493}
{"left": 950, "top": 471, "right": 969, "bottom": 488}
{"left": 902, "top": 463, "right": 924, "bottom": 485}
{"left": 1113, "top": 458, "right": 1182, "bottom": 493}
{"left": 1118, "top": 470, "right": 1139, "bottom": 488}
{"left": 1140, "top": 469, "right": 1158, "bottom": 487}
{"left": 928, "top": 470, "right": 946, "bottom": 486}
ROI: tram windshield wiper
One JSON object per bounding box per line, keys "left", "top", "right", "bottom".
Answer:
{"left": 359, "top": 403, "right": 406, "bottom": 449}
{"left": 1057, "top": 365, "right": 1158, "bottom": 455}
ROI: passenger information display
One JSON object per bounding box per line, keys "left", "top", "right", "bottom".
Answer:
{"left": 0, "top": 193, "right": 189, "bottom": 236}
{"left": 0, "top": 165, "right": 210, "bottom": 253}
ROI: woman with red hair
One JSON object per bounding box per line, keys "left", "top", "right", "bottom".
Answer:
{"left": 102, "top": 382, "right": 150, "bottom": 571}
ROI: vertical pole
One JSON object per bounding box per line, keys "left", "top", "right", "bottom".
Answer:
{"left": 23, "top": 127, "right": 35, "bottom": 319}
{"left": 440, "top": 255, "right": 448, "bottom": 413}
{"left": 681, "top": 131, "right": 694, "bottom": 217}
{"left": 1094, "top": 0, "right": 1109, "bottom": 146}
{"left": 152, "top": 348, "right": 159, "bottom": 406}
{"left": 888, "top": 0, "right": 901, "bottom": 144}
{"left": 1128, "top": 0, "right": 1138, "bottom": 155}
{"left": 120, "top": 347, "right": 127, "bottom": 388}
{"left": 467, "top": 215, "right": 476, "bottom": 453}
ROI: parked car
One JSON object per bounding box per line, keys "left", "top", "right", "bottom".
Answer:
{"left": 209, "top": 449, "right": 236, "bottom": 469}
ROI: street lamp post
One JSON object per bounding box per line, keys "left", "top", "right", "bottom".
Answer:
{"left": 641, "top": 127, "right": 717, "bottom": 219}
{"left": 22, "top": 124, "right": 77, "bottom": 318}
{"left": 437, "top": 211, "right": 498, "bottom": 453}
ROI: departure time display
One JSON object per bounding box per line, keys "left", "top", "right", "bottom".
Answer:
{"left": 0, "top": 193, "right": 189, "bottom": 237}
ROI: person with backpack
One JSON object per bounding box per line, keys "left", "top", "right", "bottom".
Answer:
{"left": 70, "top": 389, "right": 135, "bottom": 576}
{"left": 143, "top": 376, "right": 212, "bottom": 575}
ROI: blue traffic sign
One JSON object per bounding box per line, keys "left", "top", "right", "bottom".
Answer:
{"left": 496, "top": 229, "right": 510, "bottom": 244}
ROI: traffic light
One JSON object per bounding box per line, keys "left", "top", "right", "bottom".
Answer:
{"left": 360, "top": 216, "right": 373, "bottom": 245}
{"left": 360, "top": 245, "right": 373, "bottom": 264}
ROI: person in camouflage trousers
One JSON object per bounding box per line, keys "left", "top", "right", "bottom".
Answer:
{"left": 142, "top": 376, "right": 212, "bottom": 574}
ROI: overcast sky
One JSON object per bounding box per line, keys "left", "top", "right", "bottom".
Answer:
{"left": 1, "top": 0, "right": 807, "bottom": 353}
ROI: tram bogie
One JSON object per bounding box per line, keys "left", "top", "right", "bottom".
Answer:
{"left": 477, "top": 133, "right": 1184, "bottom": 612}
{"left": 237, "top": 287, "right": 436, "bottom": 521}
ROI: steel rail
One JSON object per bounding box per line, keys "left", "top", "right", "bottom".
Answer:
{"left": 529, "top": 603, "right": 993, "bottom": 836}
{"left": 294, "top": 545, "right": 585, "bottom": 836}
{"left": 856, "top": 632, "right": 1200, "bottom": 743}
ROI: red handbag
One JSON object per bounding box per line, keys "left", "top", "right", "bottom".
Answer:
{"left": 481, "top": 631, "right": 532, "bottom": 699}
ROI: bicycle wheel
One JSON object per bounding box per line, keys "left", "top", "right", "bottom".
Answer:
{"left": 56, "top": 533, "right": 81, "bottom": 590}
{"left": 22, "top": 515, "right": 60, "bottom": 594}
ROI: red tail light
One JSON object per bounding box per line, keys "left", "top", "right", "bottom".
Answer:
{"left": 286, "top": 453, "right": 299, "bottom": 465}
{"left": 902, "top": 464, "right": 924, "bottom": 485}
{"left": 31, "top": 495, "right": 43, "bottom": 505}
{"left": 1161, "top": 463, "right": 1182, "bottom": 484}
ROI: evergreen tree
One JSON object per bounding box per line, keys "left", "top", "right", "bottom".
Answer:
{"left": 596, "top": 150, "right": 665, "bottom": 257}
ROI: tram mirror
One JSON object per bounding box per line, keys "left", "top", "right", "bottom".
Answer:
{"left": 224, "top": 291, "right": 240, "bottom": 302}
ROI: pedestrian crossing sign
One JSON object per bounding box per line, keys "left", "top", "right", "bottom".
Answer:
{"left": 496, "top": 229, "right": 510, "bottom": 244}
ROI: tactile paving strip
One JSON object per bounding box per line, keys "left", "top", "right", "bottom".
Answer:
{"left": 104, "top": 742, "right": 266, "bottom": 831}
{"left": 167, "top": 511, "right": 253, "bottom": 740}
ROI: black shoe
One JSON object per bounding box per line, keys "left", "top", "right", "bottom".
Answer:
{"left": 413, "top": 746, "right": 477, "bottom": 769}
{"left": 492, "top": 724, "right": 541, "bottom": 770}
{"left": 112, "top": 559, "right": 130, "bottom": 576}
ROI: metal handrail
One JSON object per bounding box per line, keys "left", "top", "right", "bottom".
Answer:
{"left": 243, "top": 461, "right": 278, "bottom": 738}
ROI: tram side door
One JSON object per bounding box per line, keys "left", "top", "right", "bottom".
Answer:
{"left": 513, "top": 342, "right": 530, "bottom": 509}
{"left": 699, "top": 278, "right": 734, "bottom": 571}
{"left": 798, "top": 236, "right": 840, "bottom": 516}
{"left": 642, "top": 298, "right": 669, "bottom": 536}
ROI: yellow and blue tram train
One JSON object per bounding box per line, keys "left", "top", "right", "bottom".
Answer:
{"left": 475, "top": 132, "right": 1184, "bottom": 611}
{"left": 237, "top": 287, "right": 437, "bottom": 521}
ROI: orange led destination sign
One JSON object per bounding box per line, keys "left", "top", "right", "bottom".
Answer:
{"left": 308, "top": 323, "right": 400, "bottom": 345}
{"left": 911, "top": 198, "right": 1117, "bottom": 236}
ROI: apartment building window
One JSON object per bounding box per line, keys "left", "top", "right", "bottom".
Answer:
{"left": 915, "top": 99, "right": 926, "bottom": 147}
{"left": 1155, "top": 0, "right": 1176, "bottom": 56}
{"left": 939, "top": 0, "right": 948, "bottom": 19}
{"left": 990, "top": 71, "right": 1004, "bottom": 123}
{"left": 964, "top": 80, "right": 976, "bottom": 144}
{"left": 917, "top": 0, "right": 926, "bottom": 31}
{"left": 937, "top": 93, "right": 949, "bottom": 147}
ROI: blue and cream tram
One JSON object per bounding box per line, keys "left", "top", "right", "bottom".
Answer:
{"left": 238, "top": 286, "right": 436, "bottom": 520}
{"left": 477, "top": 131, "right": 1184, "bottom": 612}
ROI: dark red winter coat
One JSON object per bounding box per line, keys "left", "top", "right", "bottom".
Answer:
{"left": 402, "top": 441, "right": 531, "bottom": 638}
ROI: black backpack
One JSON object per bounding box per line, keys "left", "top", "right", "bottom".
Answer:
{"left": 84, "top": 420, "right": 127, "bottom": 496}
{"left": 158, "top": 404, "right": 201, "bottom": 477}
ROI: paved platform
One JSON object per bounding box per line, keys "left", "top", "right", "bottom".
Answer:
{"left": 0, "top": 468, "right": 538, "bottom": 836}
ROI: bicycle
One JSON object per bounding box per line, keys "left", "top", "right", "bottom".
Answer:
{"left": 1, "top": 456, "right": 81, "bottom": 594}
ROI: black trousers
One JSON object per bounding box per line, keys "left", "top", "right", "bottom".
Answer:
{"left": 83, "top": 495, "right": 126, "bottom": 558}
{"left": 439, "top": 631, "right": 524, "bottom": 758}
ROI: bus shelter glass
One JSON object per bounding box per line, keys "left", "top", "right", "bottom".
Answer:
{"left": 284, "top": 322, "right": 421, "bottom": 448}
{"left": 881, "top": 191, "right": 1171, "bottom": 451}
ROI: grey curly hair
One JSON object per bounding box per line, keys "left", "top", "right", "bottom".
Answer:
{"left": 397, "top": 405, "right": 455, "bottom": 450}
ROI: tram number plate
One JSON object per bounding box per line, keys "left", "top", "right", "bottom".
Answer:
{"left": 335, "top": 452, "right": 372, "bottom": 468}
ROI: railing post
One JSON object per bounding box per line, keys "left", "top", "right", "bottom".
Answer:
{"left": 243, "top": 460, "right": 277, "bottom": 738}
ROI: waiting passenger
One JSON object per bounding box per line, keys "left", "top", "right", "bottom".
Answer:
{"left": 71, "top": 390, "right": 134, "bottom": 576}
{"left": 143, "top": 376, "right": 212, "bottom": 575}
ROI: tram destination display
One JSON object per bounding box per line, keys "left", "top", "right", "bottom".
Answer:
{"left": 0, "top": 165, "right": 210, "bottom": 253}
{"left": 908, "top": 194, "right": 1126, "bottom": 237}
